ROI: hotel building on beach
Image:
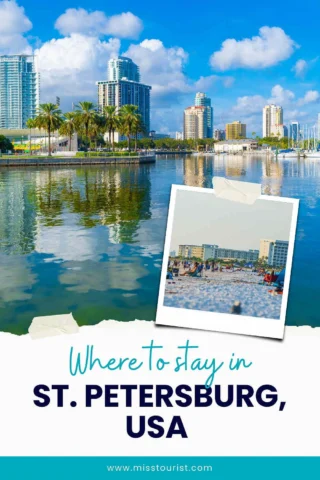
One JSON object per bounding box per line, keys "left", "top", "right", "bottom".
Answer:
{"left": 178, "top": 240, "right": 288, "bottom": 267}
{"left": 178, "top": 244, "right": 259, "bottom": 262}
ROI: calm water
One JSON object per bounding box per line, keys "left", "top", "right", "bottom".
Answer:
{"left": 0, "top": 154, "right": 319, "bottom": 334}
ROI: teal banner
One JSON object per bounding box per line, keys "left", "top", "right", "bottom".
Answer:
{"left": 0, "top": 457, "right": 319, "bottom": 479}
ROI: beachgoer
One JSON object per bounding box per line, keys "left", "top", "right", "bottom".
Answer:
{"left": 181, "top": 262, "right": 199, "bottom": 276}
{"left": 231, "top": 301, "right": 242, "bottom": 314}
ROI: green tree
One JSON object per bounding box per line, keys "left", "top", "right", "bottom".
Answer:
{"left": 0, "top": 135, "right": 14, "bottom": 153}
{"left": 132, "top": 114, "right": 145, "bottom": 152}
{"left": 59, "top": 112, "right": 77, "bottom": 151}
{"left": 34, "top": 103, "right": 64, "bottom": 156}
{"left": 26, "top": 118, "right": 36, "bottom": 155}
{"left": 103, "top": 105, "right": 119, "bottom": 152}
{"left": 119, "top": 104, "right": 139, "bottom": 151}
{"left": 75, "top": 101, "right": 97, "bottom": 147}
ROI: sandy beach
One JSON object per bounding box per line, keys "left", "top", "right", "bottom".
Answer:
{"left": 163, "top": 269, "right": 282, "bottom": 319}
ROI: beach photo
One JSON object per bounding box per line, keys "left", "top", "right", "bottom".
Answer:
{"left": 156, "top": 185, "right": 299, "bottom": 338}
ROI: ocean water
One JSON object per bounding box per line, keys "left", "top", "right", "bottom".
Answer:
{"left": 0, "top": 154, "right": 319, "bottom": 334}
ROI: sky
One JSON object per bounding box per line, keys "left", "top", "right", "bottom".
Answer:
{"left": 170, "top": 190, "right": 293, "bottom": 252}
{"left": 2, "top": 0, "right": 320, "bottom": 135}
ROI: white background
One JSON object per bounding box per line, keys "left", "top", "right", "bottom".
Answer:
{"left": 0, "top": 321, "right": 319, "bottom": 456}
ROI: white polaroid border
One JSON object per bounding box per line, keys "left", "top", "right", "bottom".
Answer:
{"left": 156, "top": 185, "right": 299, "bottom": 339}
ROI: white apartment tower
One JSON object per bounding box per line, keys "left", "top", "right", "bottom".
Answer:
{"left": 184, "top": 106, "right": 206, "bottom": 140}
{"left": 263, "top": 104, "right": 284, "bottom": 138}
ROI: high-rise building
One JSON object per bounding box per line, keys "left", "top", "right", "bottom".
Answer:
{"left": 225, "top": 121, "right": 246, "bottom": 140}
{"left": 263, "top": 104, "right": 284, "bottom": 138}
{"left": 175, "top": 131, "right": 183, "bottom": 140}
{"left": 0, "top": 55, "right": 40, "bottom": 129}
{"left": 183, "top": 106, "right": 206, "bottom": 140}
{"left": 214, "top": 129, "right": 225, "bottom": 141}
{"left": 259, "top": 239, "right": 275, "bottom": 260}
{"left": 268, "top": 240, "right": 289, "bottom": 267}
{"left": 289, "top": 122, "right": 300, "bottom": 142}
{"left": 107, "top": 56, "right": 140, "bottom": 83}
{"left": 97, "top": 57, "right": 151, "bottom": 141}
{"left": 195, "top": 92, "right": 213, "bottom": 138}
{"left": 317, "top": 113, "right": 320, "bottom": 141}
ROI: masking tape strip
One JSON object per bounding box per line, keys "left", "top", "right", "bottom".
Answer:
{"left": 213, "top": 176, "right": 261, "bottom": 205}
{"left": 28, "top": 313, "right": 79, "bottom": 340}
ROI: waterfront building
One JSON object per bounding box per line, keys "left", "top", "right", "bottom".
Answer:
{"left": 107, "top": 56, "right": 140, "bottom": 82}
{"left": 178, "top": 244, "right": 204, "bottom": 259}
{"left": 0, "top": 55, "right": 40, "bottom": 129}
{"left": 214, "top": 129, "right": 225, "bottom": 141}
{"left": 259, "top": 239, "right": 275, "bottom": 260}
{"left": 289, "top": 122, "right": 300, "bottom": 142}
{"left": 268, "top": 240, "right": 288, "bottom": 267}
{"left": 183, "top": 106, "right": 206, "bottom": 140}
{"left": 195, "top": 92, "right": 213, "bottom": 138}
{"left": 179, "top": 243, "right": 259, "bottom": 262}
{"left": 318, "top": 113, "right": 320, "bottom": 141}
{"left": 97, "top": 57, "right": 151, "bottom": 142}
{"left": 175, "top": 131, "right": 183, "bottom": 140}
{"left": 226, "top": 121, "right": 246, "bottom": 140}
{"left": 214, "top": 139, "right": 258, "bottom": 153}
{"left": 263, "top": 104, "right": 284, "bottom": 138}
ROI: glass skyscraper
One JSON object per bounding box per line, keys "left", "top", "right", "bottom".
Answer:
{"left": 0, "top": 55, "right": 40, "bottom": 129}
{"left": 107, "top": 57, "right": 140, "bottom": 83}
{"left": 195, "top": 92, "right": 214, "bottom": 138}
{"left": 289, "top": 122, "right": 300, "bottom": 142}
{"left": 97, "top": 56, "right": 151, "bottom": 140}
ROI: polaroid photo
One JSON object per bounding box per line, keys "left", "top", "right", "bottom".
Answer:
{"left": 156, "top": 185, "right": 299, "bottom": 339}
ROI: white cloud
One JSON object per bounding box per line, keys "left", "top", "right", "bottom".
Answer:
{"left": 297, "top": 90, "right": 320, "bottom": 106}
{"left": 210, "top": 26, "right": 297, "bottom": 71}
{"left": 268, "top": 84, "right": 295, "bottom": 105}
{"left": 36, "top": 34, "right": 120, "bottom": 101}
{"left": 55, "top": 8, "right": 143, "bottom": 39}
{"left": 0, "top": 0, "right": 32, "bottom": 54}
{"left": 124, "top": 38, "right": 190, "bottom": 101}
{"left": 293, "top": 59, "right": 308, "bottom": 78}
{"left": 233, "top": 95, "right": 266, "bottom": 114}
{"left": 124, "top": 39, "right": 230, "bottom": 107}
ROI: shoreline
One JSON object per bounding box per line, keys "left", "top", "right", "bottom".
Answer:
{"left": 0, "top": 155, "right": 156, "bottom": 167}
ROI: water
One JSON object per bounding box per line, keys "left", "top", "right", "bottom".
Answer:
{"left": 0, "top": 154, "right": 319, "bottom": 334}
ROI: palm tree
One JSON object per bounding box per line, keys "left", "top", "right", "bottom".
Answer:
{"left": 75, "top": 101, "right": 97, "bottom": 147}
{"left": 26, "top": 118, "right": 36, "bottom": 155}
{"left": 132, "top": 114, "right": 145, "bottom": 152}
{"left": 88, "top": 115, "right": 104, "bottom": 150}
{"left": 34, "top": 103, "right": 64, "bottom": 156}
{"left": 59, "top": 112, "right": 77, "bottom": 151}
{"left": 119, "top": 105, "right": 139, "bottom": 151}
{"left": 103, "top": 106, "right": 119, "bottom": 152}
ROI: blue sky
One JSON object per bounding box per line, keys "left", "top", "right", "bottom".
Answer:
{"left": 2, "top": 0, "right": 320, "bottom": 135}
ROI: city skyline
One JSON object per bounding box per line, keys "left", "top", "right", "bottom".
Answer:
{"left": 1, "top": 0, "right": 319, "bottom": 136}
{"left": 169, "top": 189, "right": 293, "bottom": 253}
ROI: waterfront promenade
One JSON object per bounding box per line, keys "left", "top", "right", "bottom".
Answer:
{"left": 0, "top": 154, "right": 156, "bottom": 167}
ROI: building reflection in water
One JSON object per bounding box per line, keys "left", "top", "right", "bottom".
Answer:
{"left": 183, "top": 155, "right": 214, "bottom": 187}
{"left": 261, "top": 158, "right": 283, "bottom": 196}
